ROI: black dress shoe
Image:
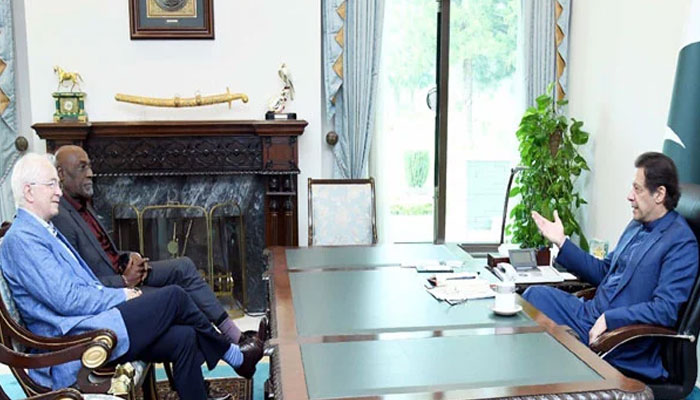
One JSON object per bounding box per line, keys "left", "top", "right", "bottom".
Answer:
{"left": 234, "top": 336, "right": 263, "bottom": 379}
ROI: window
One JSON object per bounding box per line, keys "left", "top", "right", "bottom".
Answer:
{"left": 373, "top": 0, "right": 522, "bottom": 244}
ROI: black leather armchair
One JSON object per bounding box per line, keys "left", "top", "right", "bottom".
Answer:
{"left": 589, "top": 183, "right": 700, "bottom": 399}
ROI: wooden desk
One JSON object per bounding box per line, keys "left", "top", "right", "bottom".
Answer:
{"left": 265, "top": 244, "right": 650, "bottom": 400}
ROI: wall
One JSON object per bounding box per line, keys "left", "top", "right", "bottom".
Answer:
{"left": 18, "top": 0, "right": 323, "bottom": 245}
{"left": 568, "top": 0, "right": 690, "bottom": 247}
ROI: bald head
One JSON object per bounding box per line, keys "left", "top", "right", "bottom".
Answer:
{"left": 55, "top": 145, "right": 94, "bottom": 200}
{"left": 55, "top": 145, "right": 86, "bottom": 168}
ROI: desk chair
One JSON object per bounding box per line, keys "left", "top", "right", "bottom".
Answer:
{"left": 589, "top": 183, "right": 700, "bottom": 399}
{"left": 307, "top": 178, "right": 377, "bottom": 246}
{"left": 460, "top": 166, "right": 526, "bottom": 256}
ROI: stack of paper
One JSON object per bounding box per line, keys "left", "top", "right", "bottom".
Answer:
{"left": 401, "top": 259, "right": 463, "bottom": 272}
{"left": 426, "top": 278, "right": 496, "bottom": 304}
{"left": 493, "top": 265, "right": 564, "bottom": 284}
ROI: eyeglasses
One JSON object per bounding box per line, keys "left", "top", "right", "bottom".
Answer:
{"left": 28, "top": 180, "right": 60, "bottom": 189}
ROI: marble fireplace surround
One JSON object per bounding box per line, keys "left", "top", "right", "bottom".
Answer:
{"left": 33, "top": 120, "right": 307, "bottom": 312}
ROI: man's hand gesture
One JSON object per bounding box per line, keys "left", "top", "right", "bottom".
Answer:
{"left": 122, "top": 252, "right": 149, "bottom": 287}
{"left": 531, "top": 210, "right": 566, "bottom": 248}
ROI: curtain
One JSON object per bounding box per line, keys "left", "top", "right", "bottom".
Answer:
{"left": 521, "top": 0, "right": 556, "bottom": 107}
{"left": 323, "top": 0, "right": 385, "bottom": 179}
{"left": 521, "top": 0, "right": 571, "bottom": 105}
{"left": 0, "top": 2, "right": 18, "bottom": 221}
{"left": 554, "top": 0, "right": 571, "bottom": 101}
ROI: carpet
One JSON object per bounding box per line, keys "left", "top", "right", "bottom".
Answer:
{"left": 0, "top": 361, "right": 269, "bottom": 400}
{"left": 136, "top": 377, "right": 251, "bottom": 400}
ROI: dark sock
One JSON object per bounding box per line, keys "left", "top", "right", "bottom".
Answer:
{"left": 218, "top": 318, "right": 242, "bottom": 343}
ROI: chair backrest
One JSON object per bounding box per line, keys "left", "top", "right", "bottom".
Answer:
{"left": 307, "top": 178, "right": 378, "bottom": 246}
{"left": 0, "top": 223, "right": 49, "bottom": 395}
{"left": 653, "top": 183, "right": 700, "bottom": 399}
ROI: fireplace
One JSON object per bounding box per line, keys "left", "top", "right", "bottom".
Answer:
{"left": 111, "top": 201, "right": 246, "bottom": 311}
{"left": 33, "top": 120, "right": 306, "bottom": 312}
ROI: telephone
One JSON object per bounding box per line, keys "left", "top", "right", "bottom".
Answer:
{"left": 495, "top": 262, "right": 519, "bottom": 282}
{"left": 507, "top": 248, "right": 538, "bottom": 270}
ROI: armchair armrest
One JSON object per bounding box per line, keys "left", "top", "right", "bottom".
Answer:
{"left": 0, "top": 335, "right": 114, "bottom": 370}
{"left": 0, "top": 332, "right": 116, "bottom": 395}
{"left": 573, "top": 287, "right": 597, "bottom": 300}
{"left": 590, "top": 324, "right": 692, "bottom": 357}
{"left": 0, "top": 314, "right": 117, "bottom": 351}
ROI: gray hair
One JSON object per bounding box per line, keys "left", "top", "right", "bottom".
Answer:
{"left": 10, "top": 153, "right": 55, "bottom": 207}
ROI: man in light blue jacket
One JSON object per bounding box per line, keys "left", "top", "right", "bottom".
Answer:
{"left": 0, "top": 153, "right": 263, "bottom": 400}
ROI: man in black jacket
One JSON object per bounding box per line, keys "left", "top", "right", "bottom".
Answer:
{"left": 51, "top": 145, "right": 263, "bottom": 345}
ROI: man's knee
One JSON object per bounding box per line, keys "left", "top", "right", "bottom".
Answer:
{"left": 174, "top": 257, "right": 199, "bottom": 280}
{"left": 522, "top": 286, "right": 551, "bottom": 308}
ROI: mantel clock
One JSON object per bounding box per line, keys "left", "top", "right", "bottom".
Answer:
{"left": 52, "top": 92, "right": 87, "bottom": 122}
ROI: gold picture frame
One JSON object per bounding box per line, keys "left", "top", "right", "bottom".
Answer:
{"left": 129, "top": 0, "right": 214, "bottom": 40}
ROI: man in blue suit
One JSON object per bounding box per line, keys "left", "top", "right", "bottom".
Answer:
{"left": 524, "top": 152, "right": 698, "bottom": 380}
{"left": 0, "top": 153, "right": 263, "bottom": 400}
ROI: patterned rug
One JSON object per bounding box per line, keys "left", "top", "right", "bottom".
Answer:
{"left": 135, "top": 377, "right": 252, "bottom": 400}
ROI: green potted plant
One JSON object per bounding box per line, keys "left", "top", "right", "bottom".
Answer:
{"left": 507, "top": 84, "right": 590, "bottom": 255}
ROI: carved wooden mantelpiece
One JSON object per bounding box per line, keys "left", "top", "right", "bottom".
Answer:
{"left": 32, "top": 120, "right": 306, "bottom": 248}
{"left": 32, "top": 120, "right": 307, "bottom": 176}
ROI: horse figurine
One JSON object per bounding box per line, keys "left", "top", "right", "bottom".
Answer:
{"left": 53, "top": 65, "right": 83, "bottom": 92}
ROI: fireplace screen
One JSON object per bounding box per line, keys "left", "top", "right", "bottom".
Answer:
{"left": 112, "top": 202, "right": 247, "bottom": 311}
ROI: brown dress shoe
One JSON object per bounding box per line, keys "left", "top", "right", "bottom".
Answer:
{"left": 234, "top": 336, "right": 263, "bottom": 379}
{"left": 238, "top": 330, "right": 257, "bottom": 344}
{"left": 257, "top": 316, "right": 268, "bottom": 342}
{"left": 237, "top": 316, "right": 268, "bottom": 344}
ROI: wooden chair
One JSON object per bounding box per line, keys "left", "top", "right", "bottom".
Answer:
{"left": 307, "top": 178, "right": 378, "bottom": 246}
{"left": 0, "top": 224, "right": 158, "bottom": 400}
{"left": 0, "top": 340, "right": 122, "bottom": 399}
{"left": 585, "top": 183, "right": 700, "bottom": 399}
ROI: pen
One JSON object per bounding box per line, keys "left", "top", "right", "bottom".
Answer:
{"left": 446, "top": 276, "right": 476, "bottom": 280}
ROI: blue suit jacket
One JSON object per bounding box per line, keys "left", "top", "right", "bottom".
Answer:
{"left": 557, "top": 210, "right": 698, "bottom": 378}
{"left": 0, "top": 209, "right": 129, "bottom": 389}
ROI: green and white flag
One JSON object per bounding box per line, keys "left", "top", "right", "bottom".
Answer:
{"left": 664, "top": 0, "right": 700, "bottom": 184}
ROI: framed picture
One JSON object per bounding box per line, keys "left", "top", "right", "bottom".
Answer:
{"left": 129, "top": 0, "right": 214, "bottom": 40}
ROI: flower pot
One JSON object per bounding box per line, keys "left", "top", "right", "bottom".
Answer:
{"left": 536, "top": 247, "right": 551, "bottom": 266}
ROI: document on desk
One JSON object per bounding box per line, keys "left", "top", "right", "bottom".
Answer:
{"left": 494, "top": 265, "right": 565, "bottom": 284}
{"left": 401, "top": 259, "right": 463, "bottom": 272}
{"left": 426, "top": 278, "right": 496, "bottom": 302}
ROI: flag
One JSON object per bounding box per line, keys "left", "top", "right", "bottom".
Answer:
{"left": 664, "top": 0, "right": 700, "bottom": 184}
